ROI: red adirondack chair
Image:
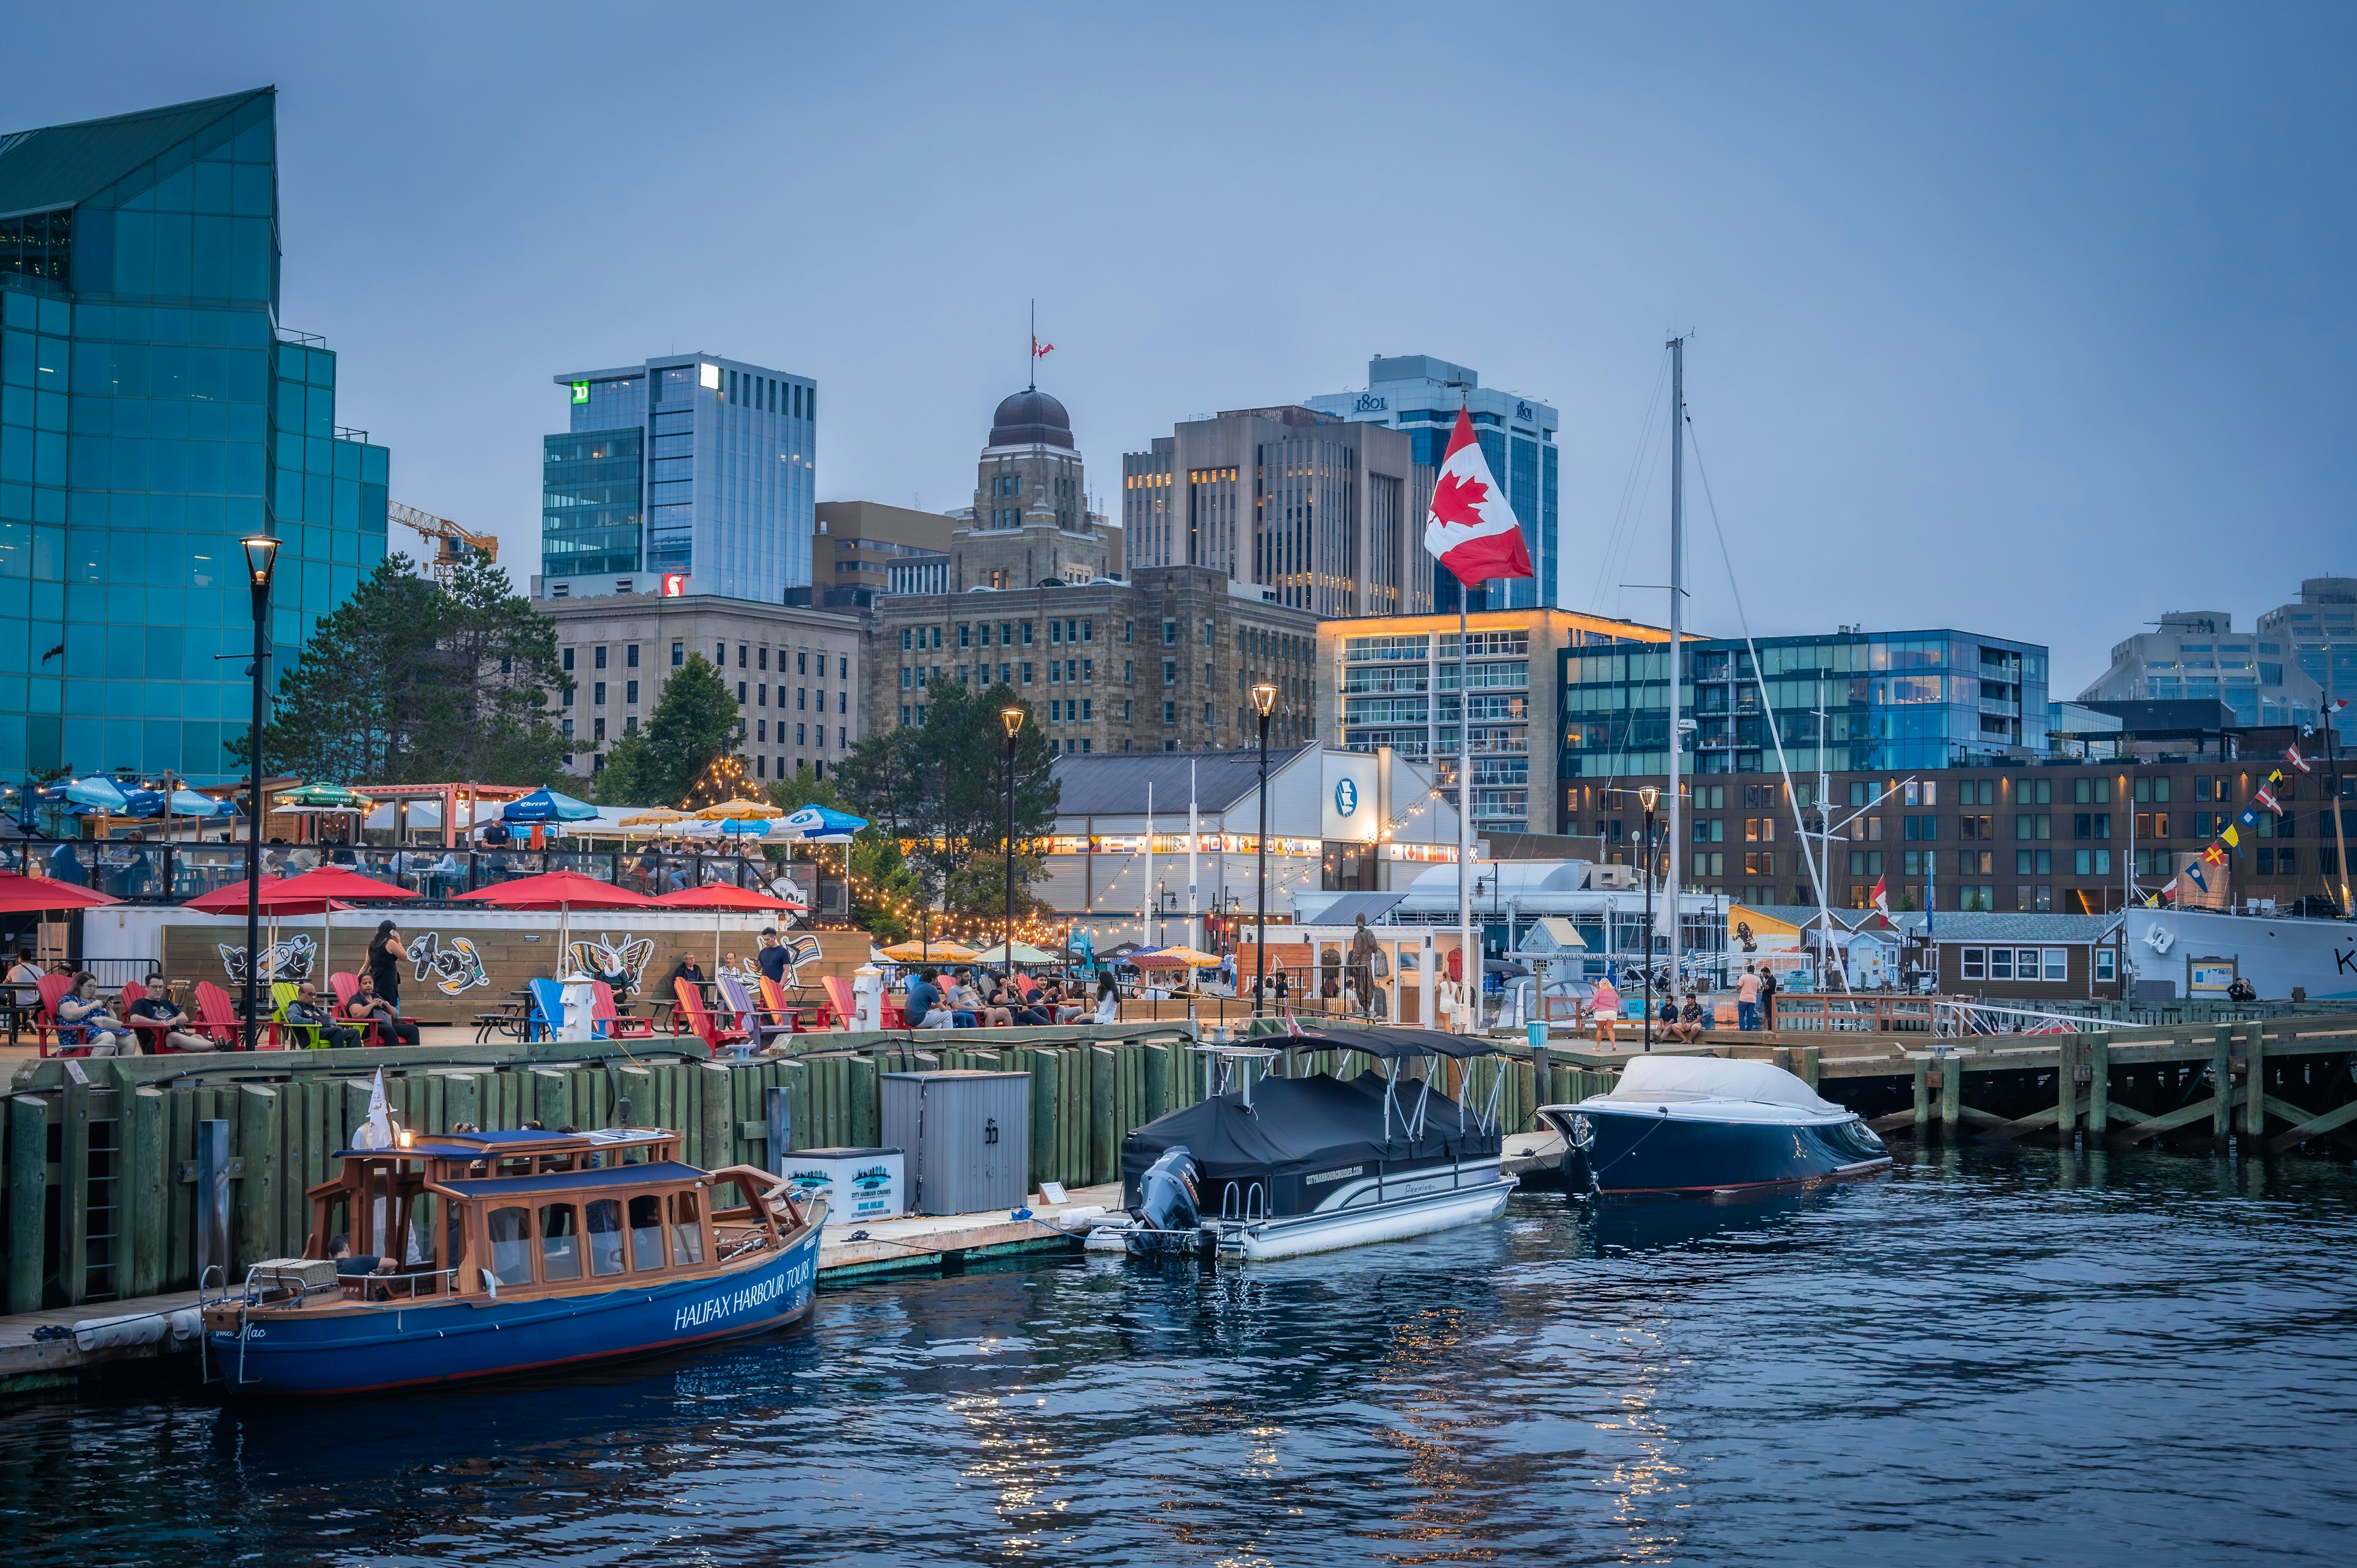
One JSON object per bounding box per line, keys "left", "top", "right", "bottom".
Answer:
{"left": 673, "top": 977, "right": 747, "bottom": 1057}
{"left": 328, "top": 971, "right": 417, "bottom": 1047}
{"left": 192, "top": 981, "right": 261, "bottom": 1049}
{"left": 120, "top": 981, "right": 168, "bottom": 1053}
{"left": 37, "top": 971, "right": 88, "bottom": 1058}
{"left": 592, "top": 979, "right": 654, "bottom": 1039}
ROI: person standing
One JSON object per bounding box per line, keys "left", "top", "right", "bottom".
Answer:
{"left": 1758, "top": 963, "right": 1779, "bottom": 1032}
{"left": 368, "top": 921, "right": 406, "bottom": 1010}
{"left": 1589, "top": 975, "right": 1621, "bottom": 1046}
{"left": 1737, "top": 962, "right": 1762, "bottom": 1032}
{"left": 756, "top": 928, "right": 790, "bottom": 989}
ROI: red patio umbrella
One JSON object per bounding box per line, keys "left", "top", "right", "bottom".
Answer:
{"left": 456, "top": 871, "right": 654, "bottom": 975}
{"left": 0, "top": 872, "right": 123, "bottom": 914}
{"left": 653, "top": 882, "right": 807, "bottom": 979}
{"left": 181, "top": 876, "right": 354, "bottom": 992}
{"left": 267, "top": 867, "right": 418, "bottom": 981}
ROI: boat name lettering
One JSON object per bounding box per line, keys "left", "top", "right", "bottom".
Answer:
{"left": 1304, "top": 1166, "right": 1363, "bottom": 1186}
{"left": 673, "top": 1266, "right": 802, "bottom": 1331}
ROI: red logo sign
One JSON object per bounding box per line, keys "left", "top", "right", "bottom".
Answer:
{"left": 661, "top": 574, "right": 688, "bottom": 597}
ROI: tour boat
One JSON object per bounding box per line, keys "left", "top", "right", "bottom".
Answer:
{"left": 203, "top": 1127, "right": 824, "bottom": 1397}
{"left": 1536, "top": 1054, "right": 1891, "bottom": 1197}
{"left": 1119, "top": 1027, "right": 1517, "bottom": 1261}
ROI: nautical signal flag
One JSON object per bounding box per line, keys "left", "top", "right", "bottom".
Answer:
{"left": 2255, "top": 786, "right": 2282, "bottom": 815}
{"left": 1422, "top": 407, "right": 1535, "bottom": 589}
{"left": 2186, "top": 861, "right": 2209, "bottom": 893}
{"left": 2286, "top": 743, "right": 2311, "bottom": 774}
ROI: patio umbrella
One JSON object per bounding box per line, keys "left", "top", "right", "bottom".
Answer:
{"left": 182, "top": 876, "right": 352, "bottom": 989}
{"left": 1131, "top": 945, "right": 1222, "bottom": 968}
{"left": 967, "top": 940, "right": 1061, "bottom": 966}
{"left": 879, "top": 938, "right": 978, "bottom": 964}
{"left": 621, "top": 806, "right": 689, "bottom": 828}
{"left": 268, "top": 868, "right": 419, "bottom": 979}
{"left": 455, "top": 870, "right": 653, "bottom": 975}
{"left": 58, "top": 776, "right": 137, "bottom": 813}
{"left": 694, "top": 798, "right": 779, "bottom": 821}
{"left": 778, "top": 805, "right": 867, "bottom": 841}
{"left": 652, "top": 882, "right": 807, "bottom": 979}
{"left": 0, "top": 872, "right": 122, "bottom": 914}
{"left": 502, "top": 787, "right": 600, "bottom": 823}
{"left": 166, "top": 787, "right": 238, "bottom": 818}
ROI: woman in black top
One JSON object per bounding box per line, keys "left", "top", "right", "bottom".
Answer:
{"left": 369, "top": 921, "right": 405, "bottom": 1008}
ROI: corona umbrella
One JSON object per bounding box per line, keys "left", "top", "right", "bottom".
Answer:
{"left": 502, "top": 787, "right": 601, "bottom": 823}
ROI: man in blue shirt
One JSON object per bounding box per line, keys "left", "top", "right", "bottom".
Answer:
{"left": 903, "top": 969, "right": 969, "bottom": 1029}
{"left": 757, "top": 929, "right": 791, "bottom": 988}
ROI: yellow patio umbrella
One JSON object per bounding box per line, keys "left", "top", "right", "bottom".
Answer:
{"left": 621, "top": 806, "right": 689, "bottom": 827}
{"left": 1131, "top": 945, "right": 1223, "bottom": 968}
{"left": 694, "top": 798, "right": 780, "bottom": 821}
{"left": 880, "top": 938, "right": 979, "bottom": 963}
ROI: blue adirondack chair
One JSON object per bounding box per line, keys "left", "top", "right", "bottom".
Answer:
{"left": 527, "top": 978, "right": 605, "bottom": 1042}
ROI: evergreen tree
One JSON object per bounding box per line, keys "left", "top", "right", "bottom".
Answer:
{"left": 835, "top": 677, "right": 1057, "bottom": 907}
{"left": 592, "top": 654, "right": 743, "bottom": 806}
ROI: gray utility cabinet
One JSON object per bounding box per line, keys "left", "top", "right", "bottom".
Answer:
{"left": 879, "top": 1070, "right": 1032, "bottom": 1217}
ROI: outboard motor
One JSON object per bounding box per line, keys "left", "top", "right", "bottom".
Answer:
{"left": 1127, "top": 1146, "right": 1202, "bottom": 1256}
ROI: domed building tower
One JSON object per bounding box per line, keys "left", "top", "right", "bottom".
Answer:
{"left": 951, "top": 384, "right": 1113, "bottom": 590}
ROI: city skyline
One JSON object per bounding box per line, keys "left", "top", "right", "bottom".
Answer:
{"left": 4, "top": 4, "right": 2350, "bottom": 698}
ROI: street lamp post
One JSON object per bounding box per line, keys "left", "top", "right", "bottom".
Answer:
{"left": 1000, "top": 705, "right": 1025, "bottom": 986}
{"left": 239, "top": 535, "right": 280, "bottom": 1051}
{"left": 1638, "top": 784, "right": 1660, "bottom": 1052}
{"left": 1250, "top": 682, "right": 1277, "bottom": 1015}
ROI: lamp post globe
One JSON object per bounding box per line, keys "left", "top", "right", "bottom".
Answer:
{"left": 239, "top": 535, "right": 279, "bottom": 1049}
{"left": 1000, "top": 705, "right": 1025, "bottom": 983}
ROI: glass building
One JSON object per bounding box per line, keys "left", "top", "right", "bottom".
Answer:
{"left": 541, "top": 355, "right": 815, "bottom": 603}
{"left": 0, "top": 88, "right": 390, "bottom": 784}
{"left": 1560, "top": 628, "right": 2050, "bottom": 781}
{"left": 1305, "top": 355, "right": 1558, "bottom": 614}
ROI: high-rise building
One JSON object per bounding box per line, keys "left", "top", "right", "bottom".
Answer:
{"left": 1121, "top": 405, "right": 1426, "bottom": 617}
{"left": 1318, "top": 606, "right": 1666, "bottom": 838}
{"left": 2079, "top": 601, "right": 2328, "bottom": 730}
{"left": 2256, "top": 576, "right": 2356, "bottom": 725}
{"left": 540, "top": 354, "right": 814, "bottom": 603}
{"left": 1306, "top": 355, "right": 1558, "bottom": 614}
{"left": 806, "top": 500, "right": 956, "bottom": 612}
{"left": 0, "top": 88, "right": 392, "bottom": 784}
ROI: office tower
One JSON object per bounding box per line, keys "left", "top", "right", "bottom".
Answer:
{"left": 541, "top": 354, "right": 814, "bottom": 603}
{"left": 1121, "top": 405, "right": 1425, "bottom": 617}
{"left": 0, "top": 88, "right": 392, "bottom": 782}
{"left": 1306, "top": 355, "right": 1558, "bottom": 613}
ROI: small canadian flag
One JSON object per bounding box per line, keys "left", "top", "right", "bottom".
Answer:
{"left": 1871, "top": 873, "right": 1890, "bottom": 925}
{"left": 1423, "top": 408, "right": 1535, "bottom": 587}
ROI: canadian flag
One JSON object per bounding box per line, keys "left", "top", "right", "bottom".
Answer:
{"left": 1871, "top": 873, "right": 1890, "bottom": 925}
{"left": 1422, "top": 407, "right": 1534, "bottom": 588}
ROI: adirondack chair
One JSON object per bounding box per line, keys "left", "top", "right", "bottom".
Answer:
{"left": 759, "top": 975, "right": 817, "bottom": 1032}
{"left": 816, "top": 975, "right": 857, "bottom": 1030}
{"left": 192, "top": 981, "right": 262, "bottom": 1049}
{"left": 673, "top": 977, "right": 748, "bottom": 1057}
{"left": 591, "top": 979, "right": 654, "bottom": 1038}
{"left": 37, "top": 971, "right": 90, "bottom": 1058}
{"left": 527, "top": 978, "right": 570, "bottom": 1041}
{"left": 719, "top": 973, "right": 794, "bottom": 1051}
{"left": 271, "top": 980, "right": 325, "bottom": 1048}
{"left": 329, "top": 971, "right": 417, "bottom": 1046}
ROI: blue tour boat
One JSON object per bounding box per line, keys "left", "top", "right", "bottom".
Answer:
{"left": 203, "top": 1127, "right": 824, "bottom": 1397}
{"left": 1536, "top": 1054, "right": 1891, "bottom": 1197}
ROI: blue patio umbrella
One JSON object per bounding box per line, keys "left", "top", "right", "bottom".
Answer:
{"left": 58, "top": 776, "right": 136, "bottom": 813}
{"left": 779, "top": 805, "right": 867, "bottom": 843}
{"left": 167, "top": 787, "right": 238, "bottom": 817}
{"left": 502, "top": 787, "right": 601, "bottom": 823}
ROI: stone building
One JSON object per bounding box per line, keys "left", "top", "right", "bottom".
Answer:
{"left": 948, "top": 387, "right": 1119, "bottom": 592}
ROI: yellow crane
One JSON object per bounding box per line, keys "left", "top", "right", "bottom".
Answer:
{"left": 387, "top": 501, "right": 499, "bottom": 584}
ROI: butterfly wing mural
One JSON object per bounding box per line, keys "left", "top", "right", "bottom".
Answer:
{"left": 568, "top": 933, "right": 656, "bottom": 991}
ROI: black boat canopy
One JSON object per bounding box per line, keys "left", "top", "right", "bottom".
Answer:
{"left": 1121, "top": 1072, "right": 1496, "bottom": 1205}
{"left": 1278, "top": 1026, "right": 1503, "bottom": 1062}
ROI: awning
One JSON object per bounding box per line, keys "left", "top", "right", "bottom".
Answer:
{"left": 1282, "top": 1025, "right": 1502, "bottom": 1061}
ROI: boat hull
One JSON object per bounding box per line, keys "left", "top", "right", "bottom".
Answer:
{"left": 2126, "top": 907, "right": 2357, "bottom": 1001}
{"left": 1541, "top": 1104, "right": 1889, "bottom": 1195}
{"left": 1231, "top": 1175, "right": 1518, "bottom": 1259}
{"left": 209, "top": 1226, "right": 822, "bottom": 1398}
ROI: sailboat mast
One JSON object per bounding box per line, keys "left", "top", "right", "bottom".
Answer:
{"left": 1665, "top": 336, "right": 1684, "bottom": 997}
{"left": 1188, "top": 761, "right": 1201, "bottom": 950}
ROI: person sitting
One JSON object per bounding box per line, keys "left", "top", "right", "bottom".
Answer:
{"left": 127, "top": 981, "right": 211, "bottom": 1052}
{"left": 5, "top": 949, "right": 42, "bottom": 1013}
{"left": 56, "top": 972, "right": 137, "bottom": 1056}
{"left": 1589, "top": 976, "right": 1622, "bottom": 1046}
{"left": 1664, "top": 992, "right": 1706, "bottom": 1045}
{"left": 1005, "top": 970, "right": 1053, "bottom": 1026}
{"left": 285, "top": 982, "right": 362, "bottom": 1048}
{"left": 666, "top": 951, "right": 706, "bottom": 998}
{"left": 327, "top": 1232, "right": 396, "bottom": 1276}
{"left": 2227, "top": 975, "right": 2257, "bottom": 1003}
{"left": 1093, "top": 968, "right": 1121, "bottom": 1025}
{"left": 904, "top": 968, "right": 969, "bottom": 1029}
{"left": 343, "top": 971, "right": 420, "bottom": 1047}
{"left": 957, "top": 970, "right": 1012, "bottom": 1028}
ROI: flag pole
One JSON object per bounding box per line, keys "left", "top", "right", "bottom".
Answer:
{"left": 1458, "top": 592, "right": 1473, "bottom": 1033}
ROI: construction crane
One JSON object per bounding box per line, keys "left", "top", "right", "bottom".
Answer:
{"left": 387, "top": 501, "right": 500, "bottom": 584}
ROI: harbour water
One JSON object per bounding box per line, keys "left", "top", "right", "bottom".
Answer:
{"left": 4, "top": 1145, "right": 2353, "bottom": 1566}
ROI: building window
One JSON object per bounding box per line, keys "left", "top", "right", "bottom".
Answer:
{"left": 1163, "top": 620, "right": 1178, "bottom": 646}
{"left": 2042, "top": 948, "right": 2067, "bottom": 981}
{"left": 593, "top": 681, "right": 606, "bottom": 705}
{"left": 672, "top": 641, "right": 684, "bottom": 667}
{"left": 737, "top": 682, "right": 748, "bottom": 703}
{"left": 1163, "top": 701, "right": 1177, "bottom": 725}
{"left": 2095, "top": 949, "right": 2116, "bottom": 983}
{"left": 625, "top": 680, "right": 639, "bottom": 704}
{"left": 594, "top": 645, "right": 608, "bottom": 670}
{"left": 562, "top": 647, "right": 575, "bottom": 672}
{"left": 1961, "top": 947, "right": 1984, "bottom": 981}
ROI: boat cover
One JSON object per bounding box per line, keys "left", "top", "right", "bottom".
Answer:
{"left": 1121, "top": 1072, "right": 1498, "bottom": 1204}
{"left": 1283, "top": 1026, "right": 1503, "bottom": 1062}
{"left": 1603, "top": 1054, "right": 1843, "bottom": 1113}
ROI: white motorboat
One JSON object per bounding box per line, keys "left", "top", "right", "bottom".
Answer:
{"left": 1538, "top": 1054, "right": 1891, "bottom": 1197}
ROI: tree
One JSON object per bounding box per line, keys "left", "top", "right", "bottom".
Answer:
{"left": 590, "top": 654, "right": 743, "bottom": 806}
{"left": 847, "top": 829, "right": 927, "bottom": 943}
{"left": 253, "top": 555, "right": 570, "bottom": 785}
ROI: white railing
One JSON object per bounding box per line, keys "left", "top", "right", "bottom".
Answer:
{"left": 1929, "top": 998, "right": 2089, "bottom": 1038}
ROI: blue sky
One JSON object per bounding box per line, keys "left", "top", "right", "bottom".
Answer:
{"left": 10, "top": 3, "right": 2351, "bottom": 690}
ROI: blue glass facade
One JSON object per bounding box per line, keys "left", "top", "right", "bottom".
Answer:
{"left": 0, "top": 88, "right": 389, "bottom": 783}
{"left": 543, "top": 355, "right": 814, "bottom": 602}
{"left": 1560, "top": 629, "right": 2051, "bottom": 781}
{"left": 1306, "top": 355, "right": 1559, "bottom": 614}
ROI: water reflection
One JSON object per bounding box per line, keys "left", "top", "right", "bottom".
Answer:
{"left": 2, "top": 1146, "right": 2355, "bottom": 1566}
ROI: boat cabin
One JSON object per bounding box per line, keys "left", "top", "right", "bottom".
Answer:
{"left": 300, "top": 1128, "right": 786, "bottom": 1303}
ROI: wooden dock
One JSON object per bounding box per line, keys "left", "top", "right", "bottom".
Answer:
{"left": 0, "top": 1183, "right": 1120, "bottom": 1396}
